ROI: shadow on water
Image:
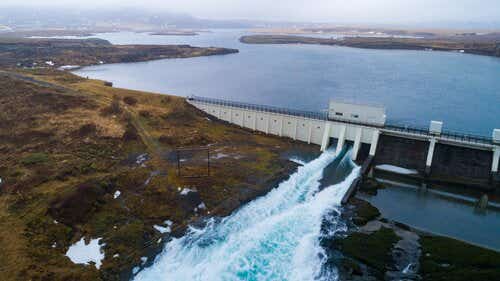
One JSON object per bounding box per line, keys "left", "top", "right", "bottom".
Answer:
{"left": 319, "top": 145, "right": 356, "bottom": 189}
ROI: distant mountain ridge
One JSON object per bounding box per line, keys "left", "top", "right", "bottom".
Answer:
{"left": 0, "top": 6, "right": 259, "bottom": 30}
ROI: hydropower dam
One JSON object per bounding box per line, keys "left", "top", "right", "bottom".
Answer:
{"left": 187, "top": 96, "right": 500, "bottom": 191}
{"left": 133, "top": 97, "right": 498, "bottom": 281}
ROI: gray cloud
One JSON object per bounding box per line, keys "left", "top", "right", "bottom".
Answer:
{"left": 1, "top": 0, "right": 499, "bottom": 23}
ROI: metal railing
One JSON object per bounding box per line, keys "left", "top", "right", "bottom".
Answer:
{"left": 188, "top": 95, "right": 328, "bottom": 120}
{"left": 188, "top": 95, "right": 493, "bottom": 146}
{"left": 385, "top": 123, "right": 493, "bottom": 145}
{"left": 441, "top": 130, "right": 492, "bottom": 145}
{"left": 385, "top": 123, "right": 431, "bottom": 136}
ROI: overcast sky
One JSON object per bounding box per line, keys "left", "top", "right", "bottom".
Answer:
{"left": 1, "top": 0, "right": 499, "bottom": 23}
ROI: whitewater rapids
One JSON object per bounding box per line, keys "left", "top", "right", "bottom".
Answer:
{"left": 134, "top": 149, "right": 360, "bottom": 281}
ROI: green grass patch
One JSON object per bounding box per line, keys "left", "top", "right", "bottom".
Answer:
{"left": 21, "top": 152, "right": 49, "bottom": 165}
{"left": 420, "top": 235, "right": 500, "bottom": 281}
{"left": 337, "top": 227, "right": 399, "bottom": 275}
{"left": 351, "top": 198, "right": 380, "bottom": 226}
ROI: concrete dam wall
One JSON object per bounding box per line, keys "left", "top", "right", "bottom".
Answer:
{"left": 187, "top": 96, "right": 500, "bottom": 190}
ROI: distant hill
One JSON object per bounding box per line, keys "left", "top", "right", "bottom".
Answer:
{"left": 0, "top": 7, "right": 258, "bottom": 30}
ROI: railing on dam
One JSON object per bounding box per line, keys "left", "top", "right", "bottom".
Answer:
{"left": 188, "top": 95, "right": 494, "bottom": 146}
{"left": 385, "top": 123, "right": 493, "bottom": 145}
{"left": 188, "top": 95, "right": 328, "bottom": 120}
{"left": 188, "top": 95, "right": 383, "bottom": 127}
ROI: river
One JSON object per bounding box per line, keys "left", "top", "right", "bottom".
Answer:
{"left": 73, "top": 29, "right": 500, "bottom": 136}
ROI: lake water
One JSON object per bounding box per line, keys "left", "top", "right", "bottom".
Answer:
{"left": 74, "top": 30, "right": 500, "bottom": 136}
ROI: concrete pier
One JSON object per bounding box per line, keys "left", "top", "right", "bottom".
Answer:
{"left": 352, "top": 127, "right": 362, "bottom": 160}
{"left": 369, "top": 130, "right": 380, "bottom": 157}
{"left": 425, "top": 138, "right": 437, "bottom": 175}
{"left": 320, "top": 123, "right": 331, "bottom": 151}
{"left": 492, "top": 147, "right": 500, "bottom": 174}
{"left": 336, "top": 125, "right": 347, "bottom": 154}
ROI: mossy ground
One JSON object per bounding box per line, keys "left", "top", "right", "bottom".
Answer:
{"left": 349, "top": 197, "right": 381, "bottom": 226}
{"left": 0, "top": 69, "right": 309, "bottom": 280}
{"left": 420, "top": 235, "right": 500, "bottom": 281}
{"left": 336, "top": 227, "right": 399, "bottom": 277}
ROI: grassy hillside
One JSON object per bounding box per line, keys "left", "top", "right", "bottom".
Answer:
{"left": 0, "top": 69, "right": 312, "bottom": 280}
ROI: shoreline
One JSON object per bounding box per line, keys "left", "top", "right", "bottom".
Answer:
{"left": 328, "top": 178, "right": 500, "bottom": 281}
{"left": 240, "top": 34, "right": 500, "bottom": 58}
{"left": 0, "top": 37, "right": 239, "bottom": 70}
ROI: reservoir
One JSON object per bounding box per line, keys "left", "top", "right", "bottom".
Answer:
{"left": 74, "top": 29, "right": 500, "bottom": 136}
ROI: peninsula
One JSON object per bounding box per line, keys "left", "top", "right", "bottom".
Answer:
{"left": 240, "top": 34, "right": 500, "bottom": 57}
{"left": 0, "top": 37, "right": 238, "bottom": 68}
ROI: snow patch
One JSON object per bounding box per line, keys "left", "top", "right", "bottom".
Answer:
{"left": 179, "top": 188, "right": 195, "bottom": 195}
{"left": 65, "top": 238, "right": 105, "bottom": 269}
{"left": 375, "top": 164, "right": 418, "bottom": 175}
{"left": 153, "top": 220, "right": 173, "bottom": 234}
{"left": 197, "top": 202, "right": 207, "bottom": 210}
{"left": 45, "top": 61, "right": 55, "bottom": 66}
{"left": 136, "top": 153, "right": 148, "bottom": 165}
{"left": 141, "top": 257, "right": 147, "bottom": 264}
{"left": 153, "top": 225, "right": 171, "bottom": 234}
{"left": 113, "top": 190, "right": 121, "bottom": 199}
{"left": 212, "top": 153, "right": 229, "bottom": 159}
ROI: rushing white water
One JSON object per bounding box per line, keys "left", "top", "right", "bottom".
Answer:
{"left": 134, "top": 149, "right": 360, "bottom": 281}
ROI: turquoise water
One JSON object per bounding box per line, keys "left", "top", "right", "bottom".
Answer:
{"left": 134, "top": 150, "right": 358, "bottom": 280}
{"left": 74, "top": 30, "right": 500, "bottom": 135}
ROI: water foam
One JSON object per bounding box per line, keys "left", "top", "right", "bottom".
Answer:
{"left": 134, "top": 149, "right": 360, "bottom": 281}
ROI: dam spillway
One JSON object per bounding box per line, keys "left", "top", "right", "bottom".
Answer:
{"left": 187, "top": 96, "right": 500, "bottom": 189}
{"left": 135, "top": 149, "right": 359, "bottom": 281}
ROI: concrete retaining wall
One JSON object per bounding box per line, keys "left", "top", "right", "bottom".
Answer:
{"left": 192, "top": 101, "right": 378, "bottom": 149}
{"left": 190, "top": 99, "right": 499, "bottom": 189}
{"left": 431, "top": 143, "right": 493, "bottom": 180}
{"left": 374, "top": 134, "right": 429, "bottom": 172}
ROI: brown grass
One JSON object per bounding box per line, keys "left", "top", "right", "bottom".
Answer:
{"left": 0, "top": 68, "right": 311, "bottom": 280}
